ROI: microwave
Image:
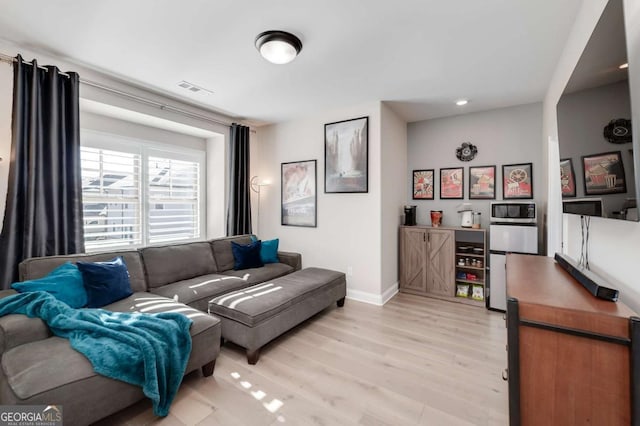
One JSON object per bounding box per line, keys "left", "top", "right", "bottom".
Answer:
{"left": 490, "top": 201, "right": 536, "bottom": 224}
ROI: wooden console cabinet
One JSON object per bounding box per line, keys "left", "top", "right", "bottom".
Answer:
{"left": 399, "top": 226, "right": 454, "bottom": 296}
{"left": 399, "top": 226, "right": 486, "bottom": 306}
{"left": 505, "top": 254, "right": 639, "bottom": 426}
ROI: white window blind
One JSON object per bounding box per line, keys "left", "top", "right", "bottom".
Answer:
{"left": 80, "top": 131, "right": 205, "bottom": 251}
{"left": 81, "top": 147, "right": 142, "bottom": 251}
{"left": 148, "top": 156, "right": 201, "bottom": 243}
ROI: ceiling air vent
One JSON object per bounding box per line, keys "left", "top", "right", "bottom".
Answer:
{"left": 177, "top": 80, "right": 213, "bottom": 95}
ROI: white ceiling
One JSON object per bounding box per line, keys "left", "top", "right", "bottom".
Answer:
{"left": 0, "top": 0, "right": 583, "bottom": 126}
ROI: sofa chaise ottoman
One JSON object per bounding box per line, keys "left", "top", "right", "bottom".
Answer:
{"left": 208, "top": 267, "right": 346, "bottom": 364}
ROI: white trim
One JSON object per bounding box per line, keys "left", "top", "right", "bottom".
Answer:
{"left": 346, "top": 283, "right": 399, "bottom": 306}
{"left": 381, "top": 282, "right": 399, "bottom": 305}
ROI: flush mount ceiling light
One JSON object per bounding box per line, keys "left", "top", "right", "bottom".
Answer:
{"left": 619, "top": 63, "right": 629, "bottom": 69}
{"left": 255, "top": 30, "right": 302, "bottom": 64}
{"left": 456, "top": 99, "right": 469, "bottom": 106}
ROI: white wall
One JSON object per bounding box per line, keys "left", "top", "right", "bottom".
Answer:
{"left": 0, "top": 61, "right": 11, "bottom": 233}
{"left": 256, "top": 101, "right": 385, "bottom": 304}
{"left": 407, "top": 103, "right": 544, "bottom": 244}
{"left": 380, "top": 102, "right": 407, "bottom": 300}
{"left": 546, "top": 0, "right": 640, "bottom": 312}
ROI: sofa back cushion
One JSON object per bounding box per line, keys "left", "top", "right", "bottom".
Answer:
{"left": 19, "top": 250, "right": 147, "bottom": 292}
{"left": 140, "top": 242, "right": 218, "bottom": 288}
{"left": 210, "top": 235, "right": 253, "bottom": 272}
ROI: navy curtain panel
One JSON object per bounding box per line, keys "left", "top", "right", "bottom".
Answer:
{"left": 226, "top": 123, "right": 252, "bottom": 236}
{"left": 0, "top": 55, "right": 84, "bottom": 289}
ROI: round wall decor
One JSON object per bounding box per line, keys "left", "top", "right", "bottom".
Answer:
{"left": 456, "top": 142, "right": 477, "bottom": 162}
{"left": 603, "top": 118, "right": 632, "bottom": 144}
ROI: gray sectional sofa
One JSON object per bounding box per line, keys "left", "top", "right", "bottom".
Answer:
{"left": 0, "top": 234, "right": 302, "bottom": 425}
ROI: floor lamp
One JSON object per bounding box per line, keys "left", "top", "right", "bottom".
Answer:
{"left": 250, "top": 176, "right": 269, "bottom": 236}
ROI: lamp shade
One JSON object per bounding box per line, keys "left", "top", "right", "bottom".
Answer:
{"left": 255, "top": 30, "right": 302, "bottom": 64}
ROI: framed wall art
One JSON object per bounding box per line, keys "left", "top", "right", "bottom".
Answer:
{"left": 559, "top": 158, "right": 576, "bottom": 198}
{"left": 281, "top": 160, "right": 317, "bottom": 227}
{"left": 325, "top": 116, "right": 368, "bottom": 193}
{"left": 413, "top": 169, "right": 434, "bottom": 200}
{"left": 469, "top": 165, "right": 496, "bottom": 199}
{"left": 502, "top": 163, "right": 533, "bottom": 199}
{"left": 582, "top": 151, "right": 627, "bottom": 195}
{"left": 440, "top": 167, "right": 464, "bottom": 199}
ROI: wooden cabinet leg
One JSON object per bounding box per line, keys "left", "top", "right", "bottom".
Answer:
{"left": 202, "top": 360, "right": 216, "bottom": 377}
{"left": 337, "top": 297, "right": 345, "bottom": 307}
{"left": 247, "top": 349, "right": 260, "bottom": 365}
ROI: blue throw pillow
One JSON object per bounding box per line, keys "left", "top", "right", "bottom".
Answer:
{"left": 11, "top": 262, "right": 88, "bottom": 308}
{"left": 250, "top": 235, "right": 280, "bottom": 264}
{"left": 231, "top": 240, "right": 264, "bottom": 270}
{"left": 76, "top": 257, "right": 133, "bottom": 308}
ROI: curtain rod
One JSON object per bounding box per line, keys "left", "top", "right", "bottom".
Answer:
{"left": 0, "top": 53, "right": 255, "bottom": 132}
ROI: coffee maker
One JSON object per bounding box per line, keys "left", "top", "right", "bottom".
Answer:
{"left": 404, "top": 205, "right": 417, "bottom": 226}
{"left": 457, "top": 203, "right": 473, "bottom": 227}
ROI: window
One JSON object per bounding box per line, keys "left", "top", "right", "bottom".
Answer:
{"left": 81, "top": 131, "right": 205, "bottom": 251}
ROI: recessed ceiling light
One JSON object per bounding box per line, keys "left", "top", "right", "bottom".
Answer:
{"left": 456, "top": 99, "right": 469, "bottom": 106}
{"left": 255, "top": 30, "right": 303, "bottom": 64}
{"left": 619, "top": 63, "right": 629, "bottom": 69}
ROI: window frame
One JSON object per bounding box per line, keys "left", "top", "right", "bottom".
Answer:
{"left": 81, "top": 129, "right": 206, "bottom": 251}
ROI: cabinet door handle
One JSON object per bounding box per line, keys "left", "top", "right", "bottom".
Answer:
{"left": 502, "top": 369, "right": 508, "bottom": 381}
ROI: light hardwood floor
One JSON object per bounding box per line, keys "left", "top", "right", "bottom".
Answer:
{"left": 97, "top": 293, "right": 508, "bottom": 425}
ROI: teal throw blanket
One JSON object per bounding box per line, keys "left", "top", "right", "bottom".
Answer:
{"left": 0, "top": 292, "right": 192, "bottom": 417}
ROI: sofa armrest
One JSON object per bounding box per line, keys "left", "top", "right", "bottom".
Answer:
{"left": 0, "top": 290, "right": 52, "bottom": 353}
{"left": 278, "top": 251, "right": 302, "bottom": 271}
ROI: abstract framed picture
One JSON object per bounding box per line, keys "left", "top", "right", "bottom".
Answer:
{"left": 325, "top": 116, "right": 368, "bottom": 193}
{"left": 413, "top": 169, "right": 434, "bottom": 200}
{"left": 502, "top": 163, "right": 533, "bottom": 199}
{"left": 440, "top": 167, "right": 464, "bottom": 199}
{"left": 281, "top": 160, "right": 317, "bottom": 227}
{"left": 469, "top": 165, "right": 496, "bottom": 200}
{"left": 582, "top": 151, "right": 627, "bottom": 195}
{"left": 560, "top": 158, "right": 576, "bottom": 198}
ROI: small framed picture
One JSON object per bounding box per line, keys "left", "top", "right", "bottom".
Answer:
{"left": 281, "top": 160, "right": 317, "bottom": 227}
{"left": 560, "top": 158, "right": 576, "bottom": 198}
{"left": 502, "top": 163, "right": 533, "bottom": 199}
{"left": 440, "top": 167, "right": 464, "bottom": 199}
{"left": 413, "top": 169, "right": 434, "bottom": 200}
{"left": 325, "top": 116, "right": 368, "bottom": 193}
{"left": 582, "top": 151, "right": 627, "bottom": 195}
{"left": 469, "top": 165, "right": 496, "bottom": 200}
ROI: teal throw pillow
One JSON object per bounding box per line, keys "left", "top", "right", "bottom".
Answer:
{"left": 11, "top": 262, "right": 88, "bottom": 308}
{"left": 76, "top": 257, "right": 133, "bottom": 308}
{"left": 231, "top": 240, "right": 264, "bottom": 270}
{"left": 250, "top": 235, "right": 280, "bottom": 264}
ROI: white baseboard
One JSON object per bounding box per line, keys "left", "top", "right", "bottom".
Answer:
{"left": 381, "top": 282, "right": 399, "bottom": 305}
{"left": 346, "top": 282, "right": 398, "bottom": 306}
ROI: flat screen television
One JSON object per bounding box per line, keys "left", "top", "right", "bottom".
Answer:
{"left": 556, "top": 0, "right": 639, "bottom": 221}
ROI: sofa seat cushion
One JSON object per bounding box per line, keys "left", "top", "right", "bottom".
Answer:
{"left": 2, "top": 292, "right": 220, "bottom": 403}
{"left": 148, "top": 274, "right": 252, "bottom": 312}
{"left": 220, "top": 263, "right": 294, "bottom": 286}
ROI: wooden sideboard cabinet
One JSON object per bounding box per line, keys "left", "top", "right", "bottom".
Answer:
{"left": 399, "top": 226, "right": 456, "bottom": 297}
{"left": 399, "top": 226, "right": 486, "bottom": 306}
{"left": 505, "top": 254, "right": 640, "bottom": 426}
